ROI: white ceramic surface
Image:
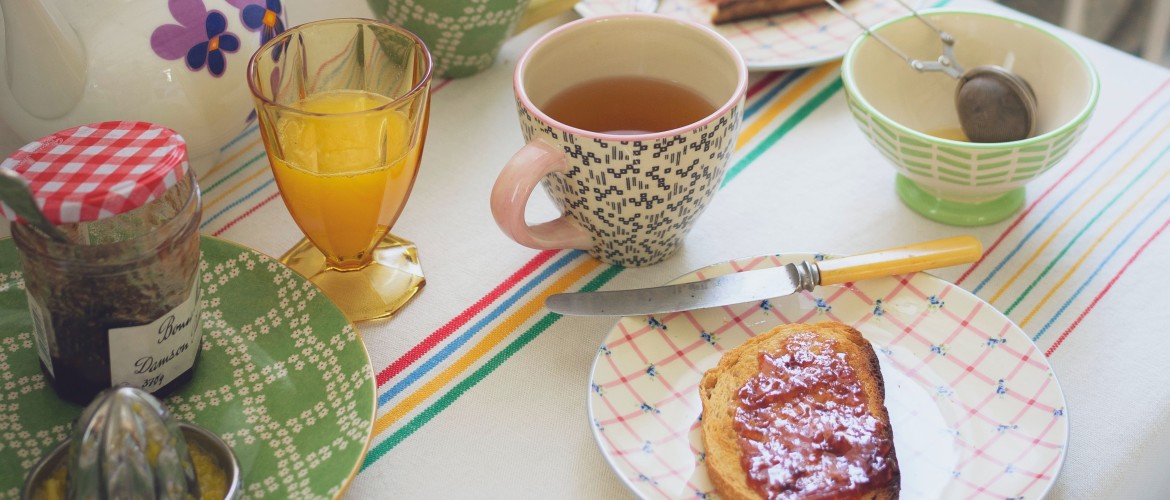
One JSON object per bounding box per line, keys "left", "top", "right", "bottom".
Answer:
{"left": 847, "top": 9, "right": 1095, "bottom": 138}
{"left": 575, "top": 0, "right": 923, "bottom": 70}
{"left": 841, "top": 9, "right": 1098, "bottom": 225}
{"left": 589, "top": 253, "right": 1068, "bottom": 499}
{"left": 0, "top": 0, "right": 289, "bottom": 169}
{"left": 491, "top": 14, "right": 748, "bottom": 267}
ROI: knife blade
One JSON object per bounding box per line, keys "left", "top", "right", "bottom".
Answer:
{"left": 545, "top": 236, "right": 982, "bottom": 316}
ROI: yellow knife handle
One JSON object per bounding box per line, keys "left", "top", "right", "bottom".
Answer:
{"left": 817, "top": 235, "right": 983, "bottom": 286}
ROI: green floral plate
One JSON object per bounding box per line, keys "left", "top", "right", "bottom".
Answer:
{"left": 0, "top": 235, "right": 375, "bottom": 499}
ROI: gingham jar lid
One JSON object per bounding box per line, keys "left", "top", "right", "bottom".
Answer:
{"left": 0, "top": 121, "right": 189, "bottom": 225}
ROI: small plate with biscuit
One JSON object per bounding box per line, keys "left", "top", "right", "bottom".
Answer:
{"left": 573, "top": 0, "right": 923, "bottom": 70}
{"left": 587, "top": 253, "right": 1067, "bottom": 499}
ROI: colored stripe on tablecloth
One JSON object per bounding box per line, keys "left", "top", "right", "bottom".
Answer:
{"left": 194, "top": 51, "right": 1170, "bottom": 467}
{"left": 363, "top": 67, "right": 845, "bottom": 464}
{"left": 369, "top": 69, "right": 815, "bottom": 387}
{"left": 1045, "top": 215, "right": 1170, "bottom": 355}
{"left": 952, "top": 78, "right": 1170, "bottom": 354}
{"left": 954, "top": 78, "right": 1170, "bottom": 285}
{"left": 364, "top": 71, "right": 1170, "bottom": 461}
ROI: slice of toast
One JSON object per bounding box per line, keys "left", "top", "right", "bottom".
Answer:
{"left": 698, "top": 321, "right": 899, "bottom": 499}
{"left": 711, "top": 0, "right": 823, "bottom": 24}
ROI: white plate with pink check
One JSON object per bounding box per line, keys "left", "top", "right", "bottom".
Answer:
{"left": 587, "top": 253, "right": 1068, "bottom": 499}
{"left": 574, "top": 0, "right": 923, "bottom": 70}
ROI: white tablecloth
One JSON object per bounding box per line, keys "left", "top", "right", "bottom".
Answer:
{"left": 8, "top": 0, "right": 1170, "bottom": 497}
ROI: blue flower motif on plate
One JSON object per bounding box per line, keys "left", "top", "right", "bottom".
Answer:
{"left": 927, "top": 294, "right": 945, "bottom": 311}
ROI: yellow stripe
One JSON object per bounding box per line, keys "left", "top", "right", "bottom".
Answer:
{"left": 372, "top": 64, "right": 833, "bottom": 436}
{"left": 371, "top": 256, "right": 602, "bottom": 434}
{"left": 989, "top": 118, "right": 1170, "bottom": 303}
{"left": 736, "top": 62, "right": 839, "bottom": 150}
{"left": 1020, "top": 159, "right": 1170, "bottom": 326}
{"left": 203, "top": 165, "right": 271, "bottom": 211}
{"left": 203, "top": 138, "right": 262, "bottom": 180}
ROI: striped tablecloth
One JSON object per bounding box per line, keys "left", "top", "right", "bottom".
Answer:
{"left": 5, "top": 0, "right": 1169, "bottom": 497}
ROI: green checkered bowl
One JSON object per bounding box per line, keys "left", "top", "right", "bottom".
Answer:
{"left": 842, "top": 10, "right": 1099, "bottom": 226}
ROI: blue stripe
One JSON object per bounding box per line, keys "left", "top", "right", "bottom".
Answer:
{"left": 1002, "top": 137, "right": 1170, "bottom": 314}
{"left": 744, "top": 69, "right": 808, "bottom": 119}
{"left": 199, "top": 178, "right": 276, "bottom": 229}
{"left": 372, "top": 66, "right": 819, "bottom": 410}
{"left": 376, "top": 249, "right": 585, "bottom": 407}
{"left": 219, "top": 124, "right": 260, "bottom": 152}
{"left": 200, "top": 152, "right": 266, "bottom": 196}
{"left": 971, "top": 97, "right": 1170, "bottom": 294}
{"left": 1033, "top": 181, "right": 1170, "bottom": 341}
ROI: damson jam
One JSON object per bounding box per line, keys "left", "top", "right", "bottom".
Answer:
{"left": 732, "top": 331, "right": 895, "bottom": 499}
{"left": 3, "top": 122, "right": 203, "bottom": 406}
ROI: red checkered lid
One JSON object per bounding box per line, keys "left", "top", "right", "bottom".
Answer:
{"left": 0, "top": 121, "right": 189, "bottom": 225}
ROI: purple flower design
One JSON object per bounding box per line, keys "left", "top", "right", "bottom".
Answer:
{"left": 228, "top": 0, "right": 285, "bottom": 45}
{"left": 189, "top": 12, "right": 241, "bottom": 76}
{"left": 151, "top": 0, "right": 241, "bottom": 77}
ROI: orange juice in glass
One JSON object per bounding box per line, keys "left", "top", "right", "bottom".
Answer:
{"left": 248, "top": 19, "right": 432, "bottom": 321}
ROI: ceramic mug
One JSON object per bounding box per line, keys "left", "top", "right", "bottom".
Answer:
{"left": 490, "top": 14, "right": 747, "bottom": 267}
{"left": 367, "top": 0, "right": 532, "bottom": 78}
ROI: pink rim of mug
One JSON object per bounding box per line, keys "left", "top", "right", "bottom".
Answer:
{"left": 513, "top": 13, "right": 749, "bottom": 142}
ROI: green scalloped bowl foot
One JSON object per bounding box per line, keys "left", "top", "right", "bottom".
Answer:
{"left": 896, "top": 175, "right": 1024, "bottom": 226}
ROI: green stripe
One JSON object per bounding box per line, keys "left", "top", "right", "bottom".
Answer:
{"left": 872, "top": 128, "right": 898, "bottom": 152}
{"left": 937, "top": 166, "right": 970, "bottom": 179}
{"left": 722, "top": 77, "right": 842, "bottom": 187}
{"left": 873, "top": 120, "right": 898, "bottom": 143}
{"left": 1004, "top": 141, "right": 1170, "bottom": 314}
{"left": 360, "top": 265, "right": 624, "bottom": 467}
{"left": 939, "top": 176, "right": 971, "bottom": 185}
{"left": 937, "top": 147, "right": 972, "bottom": 159}
{"left": 362, "top": 71, "right": 843, "bottom": 467}
{"left": 201, "top": 152, "right": 267, "bottom": 194}
{"left": 976, "top": 170, "right": 1010, "bottom": 181}
{"left": 899, "top": 146, "right": 932, "bottom": 159}
{"left": 938, "top": 155, "right": 973, "bottom": 170}
{"left": 976, "top": 149, "right": 1013, "bottom": 161}
{"left": 976, "top": 160, "right": 1012, "bottom": 171}
{"left": 899, "top": 135, "right": 931, "bottom": 148}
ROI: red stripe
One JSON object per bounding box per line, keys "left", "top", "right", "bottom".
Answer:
{"left": 369, "top": 72, "right": 784, "bottom": 388}
{"left": 374, "top": 249, "right": 560, "bottom": 385}
{"left": 955, "top": 78, "right": 1170, "bottom": 285}
{"left": 1045, "top": 215, "right": 1170, "bottom": 356}
{"left": 368, "top": 71, "right": 787, "bottom": 387}
{"left": 746, "top": 71, "right": 784, "bottom": 99}
{"left": 211, "top": 191, "right": 281, "bottom": 236}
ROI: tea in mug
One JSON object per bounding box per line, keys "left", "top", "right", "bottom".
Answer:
{"left": 541, "top": 76, "right": 716, "bottom": 135}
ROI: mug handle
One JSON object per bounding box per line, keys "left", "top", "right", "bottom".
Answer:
{"left": 490, "top": 140, "right": 593, "bottom": 250}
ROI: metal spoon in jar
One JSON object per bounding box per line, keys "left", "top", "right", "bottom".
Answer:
{"left": 826, "top": 0, "right": 1038, "bottom": 143}
{"left": 0, "top": 167, "right": 71, "bottom": 243}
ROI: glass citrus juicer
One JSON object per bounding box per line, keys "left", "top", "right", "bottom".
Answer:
{"left": 247, "top": 19, "right": 432, "bottom": 322}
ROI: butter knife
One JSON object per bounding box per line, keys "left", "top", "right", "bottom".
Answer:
{"left": 545, "top": 236, "right": 982, "bottom": 316}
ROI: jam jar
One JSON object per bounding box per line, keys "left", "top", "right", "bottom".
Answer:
{"left": 2, "top": 122, "right": 203, "bottom": 405}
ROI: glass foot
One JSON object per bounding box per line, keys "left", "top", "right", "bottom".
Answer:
{"left": 280, "top": 233, "right": 425, "bottom": 322}
{"left": 895, "top": 175, "right": 1025, "bottom": 226}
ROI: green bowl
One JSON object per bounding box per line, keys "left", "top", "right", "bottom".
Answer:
{"left": 841, "top": 9, "right": 1099, "bottom": 226}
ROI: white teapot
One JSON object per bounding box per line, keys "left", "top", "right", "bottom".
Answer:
{"left": 0, "top": 0, "right": 290, "bottom": 168}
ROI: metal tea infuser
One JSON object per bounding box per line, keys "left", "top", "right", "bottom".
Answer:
{"left": 826, "top": 0, "right": 1038, "bottom": 143}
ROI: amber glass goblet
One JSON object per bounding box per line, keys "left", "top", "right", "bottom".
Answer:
{"left": 248, "top": 19, "right": 432, "bottom": 321}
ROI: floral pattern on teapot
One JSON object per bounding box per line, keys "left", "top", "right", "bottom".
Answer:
{"left": 150, "top": 0, "right": 286, "bottom": 77}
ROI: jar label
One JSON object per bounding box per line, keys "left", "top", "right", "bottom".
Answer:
{"left": 25, "top": 293, "right": 54, "bottom": 377}
{"left": 108, "top": 279, "right": 202, "bottom": 392}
